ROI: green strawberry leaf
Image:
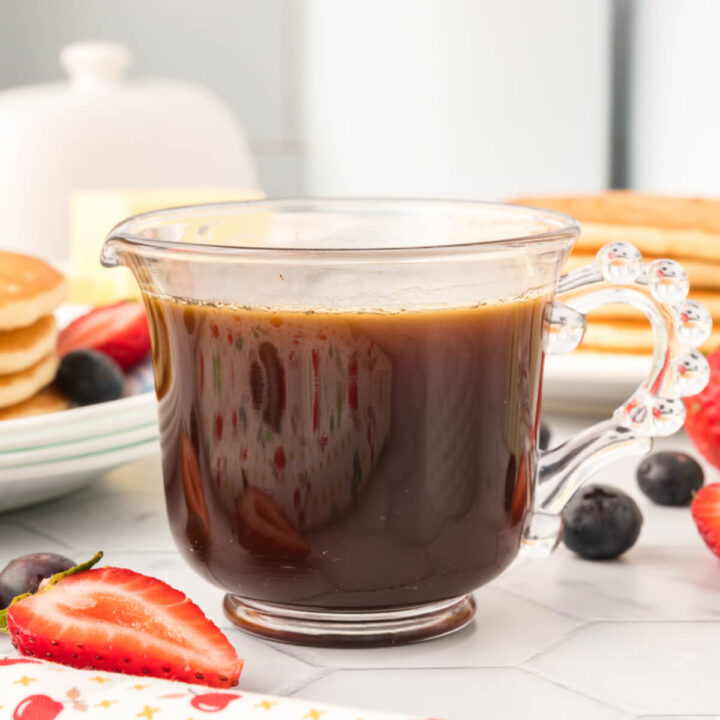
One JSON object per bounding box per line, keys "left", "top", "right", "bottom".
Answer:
{"left": 0, "top": 551, "right": 103, "bottom": 634}
{"left": 39, "top": 551, "right": 103, "bottom": 592}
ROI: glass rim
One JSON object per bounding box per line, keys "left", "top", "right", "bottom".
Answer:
{"left": 103, "top": 197, "right": 580, "bottom": 264}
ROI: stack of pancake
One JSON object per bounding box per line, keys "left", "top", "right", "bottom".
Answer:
{"left": 0, "top": 251, "right": 69, "bottom": 420}
{"left": 513, "top": 192, "right": 720, "bottom": 354}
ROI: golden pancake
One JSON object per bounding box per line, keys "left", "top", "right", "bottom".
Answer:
{"left": 0, "top": 315, "right": 58, "bottom": 374}
{"left": 0, "top": 386, "right": 70, "bottom": 421}
{"left": 515, "top": 191, "right": 720, "bottom": 232}
{"left": 0, "top": 353, "right": 59, "bottom": 408}
{"left": 583, "top": 292, "right": 720, "bottom": 322}
{"left": 0, "top": 251, "right": 66, "bottom": 330}
{"left": 511, "top": 192, "right": 720, "bottom": 354}
{"left": 565, "top": 253, "right": 720, "bottom": 291}
{"left": 580, "top": 320, "right": 720, "bottom": 354}
{"left": 512, "top": 192, "right": 720, "bottom": 263}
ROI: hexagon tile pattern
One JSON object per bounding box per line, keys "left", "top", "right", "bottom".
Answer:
{"left": 271, "top": 586, "right": 581, "bottom": 670}
{"left": 526, "top": 622, "right": 720, "bottom": 715}
{"left": 2, "top": 429, "right": 720, "bottom": 718}
{"left": 293, "top": 668, "right": 632, "bottom": 720}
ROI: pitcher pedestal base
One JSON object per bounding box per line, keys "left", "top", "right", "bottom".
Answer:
{"left": 223, "top": 593, "right": 476, "bottom": 647}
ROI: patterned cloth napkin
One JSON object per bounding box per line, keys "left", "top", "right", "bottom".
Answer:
{"left": 0, "top": 658, "right": 432, "bottom": 720}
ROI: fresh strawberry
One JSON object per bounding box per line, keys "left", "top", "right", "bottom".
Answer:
{"left": 237, "top": 488, "right": 311, "bottom": 560}
{"left": 691, "top": 483, "right": 720, "bottom": 558}
{"left": 684, "top": 348, "right": 720, "bottom": 469}
{"left": 57, "top": 301, "right": 151, "bottom": 370}
{"left": 1, "top": 553, "right": 242, "bottom": 688}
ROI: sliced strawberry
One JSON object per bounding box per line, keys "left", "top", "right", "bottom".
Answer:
{"left": 3, "top": 561, "right": 242, "bottom": 688}
{"left": 181, "top": 433, "right": 210, "bottom": 534}
{"left": 691, "top": 483, "right": 720, "bottom": 558}
{"left": 237, "top": 488, "right": 311, "bottom": 561}
{"left": 684, "top": 347, "right": 720, "bottom": 469}
{"left": 57, "top": 301, "right": 151, "bottom": 370}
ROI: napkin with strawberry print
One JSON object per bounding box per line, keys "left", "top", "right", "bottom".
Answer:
{"left": 1, "top": 658, "right": 433, "bottom": 720}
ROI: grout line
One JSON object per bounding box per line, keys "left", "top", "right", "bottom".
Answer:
{"left": 516, "top": 665, "right": 636, "bottom": 715}
{"left": 215, "top": 632, "right": 326, "bottom": 672}
{"left": 495, "top": 589, "right": 720, "bottom": 625}
{"left": 493, "top": 585, "right": 588, "bottom": 622}
{"left": 516, "top": 619, "right": 593, "bottom": 667}
{"left": 522, "top": 621, "right": 597, "bottom": 667}
{"left": 278, "top": 666, "right": 333, "bottom": 696}
{"left": 12, "top": 522, "right": 78, "bottom": 552}
{"left": 240, "top": 658, "right": 615, "bottom": 673}
{"left": 255, "top": 642, "right": 324, "bottom": 669}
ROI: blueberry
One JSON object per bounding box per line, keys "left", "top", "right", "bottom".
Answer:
{"left": 562, "top": 484, "right": 643, "bottom": 560}
{"left": 539, "top": 422, "right": 551, "bottom": 450}
{"left": 56, "top": 349, "right": 124, "bottom": 406}
{"left": 636, "top": 451, "right": 704, "bottom": 506}
{"left": 0, "top": 553, "right": 75, "bottom": 608}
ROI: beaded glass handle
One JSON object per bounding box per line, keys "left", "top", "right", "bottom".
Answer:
{"left": 522, "top": 242, "right": 713, "bottom": 557}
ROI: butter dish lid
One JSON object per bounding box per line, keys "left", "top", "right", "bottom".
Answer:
{"left": 0, "top": 41, "right": 259, "bottom": 264}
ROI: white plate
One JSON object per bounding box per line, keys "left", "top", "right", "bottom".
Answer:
{"left": 0, "top": 393, "right": 157, "bottom": 451}
{"left": 0, "top": 421, "right": 159, "bottom": 469}
{"left": 0, "top": 305, "right": 159, "bottom": 512}
{"left": 543, "top": 351, "right": 651, "bottom": 416}
{"left": 0, "top": 438, "right": 160, "bottom": 513}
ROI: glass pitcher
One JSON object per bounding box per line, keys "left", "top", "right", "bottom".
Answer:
{"left": 102, "top": 199, "right": 710, "bottom": 646}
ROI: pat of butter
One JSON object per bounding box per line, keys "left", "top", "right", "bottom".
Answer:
{"left": 68, "top": 187, "right": 264, "bottom": 305}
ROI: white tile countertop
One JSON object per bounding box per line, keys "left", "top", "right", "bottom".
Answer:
{"left": 1, "top": 413, "right": 719, "bottom": 719}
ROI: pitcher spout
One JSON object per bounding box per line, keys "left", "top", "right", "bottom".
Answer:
{"left": 100, "top": 235, "right": 127, "bottom": 268}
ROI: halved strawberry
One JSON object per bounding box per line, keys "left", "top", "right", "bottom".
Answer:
{"left": 1, "top": 554, "right": 242, "bottom": 688}
{"left": 237, "top": 488, "right": 311, "bottom": 561}
{"left": 57, "top": 301, "right": 151, "bottom": 370}
{"left": 691, "top": 483, "right": 720, "bottom": 558}
{"left": 684, "top": 347, "right": 720, "bottom": 469}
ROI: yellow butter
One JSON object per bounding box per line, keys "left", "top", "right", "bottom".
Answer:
{"left": 68, "top": 187, "right": 264, "bottom": 305}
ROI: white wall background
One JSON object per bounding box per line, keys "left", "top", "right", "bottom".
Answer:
{"left": 629, "top": 0, "right": 720, "bottom": 194}
{"left": 3, "top": 1, "right": 715, "bottom": 198}
{"left": 301, "top": 0, "right": 611, "bottom": 198}
{"left": 0, "top": 0, "right": 304, "bottom": 196}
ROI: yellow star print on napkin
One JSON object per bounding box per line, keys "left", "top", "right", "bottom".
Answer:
{"left": 137, "top": 706, "right": 160, "bottom": 719}
{"left": 256, "top": 700, "right": 278, "bottom": 710}
{"left": 14, "top": 675, "right": 36, "bottom": 686}
{"left": 303, "top": 711, "right": 326, "bottom": 720}
{"left": 96, "top": 700, "right": 117, "bottom": 709}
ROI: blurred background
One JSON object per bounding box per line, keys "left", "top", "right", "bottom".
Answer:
{"left": 2, "top": 0, "right": 718, "bottom": 199}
